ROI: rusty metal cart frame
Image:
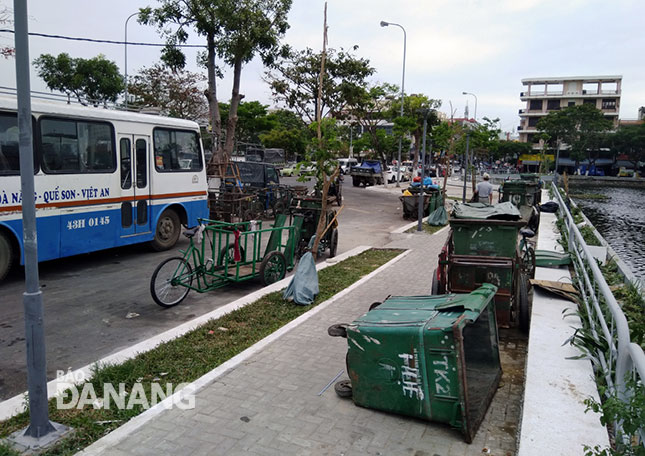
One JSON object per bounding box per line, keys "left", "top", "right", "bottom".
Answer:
{"left": 289, "top": 195, "right": 339, "bottom": 259}
{"left": 431, "top": 219, "right": 535, "bottom": 331}
{"left": 150, "top": 217, "right": 298, "bottom": 307}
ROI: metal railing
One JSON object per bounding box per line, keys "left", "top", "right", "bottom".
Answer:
{"left": 552, "top": 182, "right": 645, "bottom": 448}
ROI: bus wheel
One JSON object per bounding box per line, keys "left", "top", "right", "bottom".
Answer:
{"left": 0, "top": 232, "right": 14, "bottom": 281}
{"left": 151, "top": 210, "right": 180, "bottom": 251}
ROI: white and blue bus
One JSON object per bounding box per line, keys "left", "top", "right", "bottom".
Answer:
{"left": 0, "top": 95, "right": 209, "bottom": 280}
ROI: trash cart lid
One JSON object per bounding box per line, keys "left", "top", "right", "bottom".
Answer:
{"left": 451, "top": 201, "right": 521, "bottom": 220}
{"left": 351, "top": 284, "right": 498, "bottom": 329}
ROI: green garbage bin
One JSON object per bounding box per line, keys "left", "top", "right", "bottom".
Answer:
{"left": 345, "top": 284, "right": 501, "bottom": 443}
{"left": 500, "top": 180, "right": 539, "bottom": 207}
{"left": 449, "top": 218, "right": 524, "bottom": 257}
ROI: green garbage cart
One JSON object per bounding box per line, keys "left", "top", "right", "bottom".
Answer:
{"left": 432, "top": 203, "right": 534, "bottom": 330}
{"left": 334, "top": 284, "right": 501, "bottom": 443}
{"left": 499, "top": 179, "right": 540, "bottom": 207}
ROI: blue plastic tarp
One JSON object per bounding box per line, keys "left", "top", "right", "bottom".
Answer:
{"left": 356, "top": 160, "right": 382, "bottom": 174}
{"left": 283, "top": 236, "right": 319, "bottom": 306}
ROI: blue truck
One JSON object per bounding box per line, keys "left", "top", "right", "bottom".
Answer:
{"left": 350, "top": 160, "right": 384, "bottom": 187}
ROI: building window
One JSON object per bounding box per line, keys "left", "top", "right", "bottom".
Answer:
{"left": 529, "top": 100, "right": 542, "bottom": 111}
{"left": 583, "top": 99, "right": 596, "bottom": 107}
{"left": 568, "top": 101, "right": 576, "bottom": 107}
{"left": 602, "top": 99, "right": 616, "bottom": 110}
{"left": 547, "top": 100, "right": 560, "bottom": 111}
{"left": 528, "top": 117, "right": 539, "bottom": 127}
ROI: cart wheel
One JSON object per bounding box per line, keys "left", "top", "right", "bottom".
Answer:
{"left": 327, "top": 323, "right": 348, "bottom": 338}
{"left": 522, "top": 246, "right": 536, "bottom": 279}
{"left": 150, "top": 257, "right": 193, "bottom": 307}
{"left": 519, "top": 273, "right": 530, "bottom": 333}
{"left": 260, "top": 251, "right": 287, "bottom": 286}
{"left": 334, "top": 380, "right": 353, "bottom": 398}
{"left": 272, "top": 201, "right": 286, "bottom": 217}
{"left": 368, "top": 301, "right": 382, "bottom": 310}
{"left": 431, "top": 268, "right": 440, "bottom": 295}
{"left": 218, "top": 244, "right": 246, "bottom": 266}
{"left": 329, "top": 229, "right": 338, "bottom": 258}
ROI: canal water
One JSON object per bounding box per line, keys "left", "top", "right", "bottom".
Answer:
{"left": 571, "top": 186, "right": 645, "bottom": 281}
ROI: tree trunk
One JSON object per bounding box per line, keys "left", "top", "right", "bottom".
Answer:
{"left": 205, "top": 33, "right": 221, "bottom": 167}
{"left": 223, "top": 57, "right": 244, "bottom": 160}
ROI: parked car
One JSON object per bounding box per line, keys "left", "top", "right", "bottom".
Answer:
{"left": 384, "top": 166, "right": 410, "bottom": 183}
{"left": 281, "top": 163, "right": 298, "bottom": 177}
{"left": 338, "top": 158, "right": 359, "bottom": 175}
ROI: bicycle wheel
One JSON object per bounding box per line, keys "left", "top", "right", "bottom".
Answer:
{"left": 522, "top": 246, "right": 536, "bottom": 279}
{"left": 431, "top": 268, "right": 440, "bottom": 295}
{"left": 218, "top": 243, "right": 246, "bottom": 266}
{"left": 150, "top": 257, "right": 193, "bottom": 307}
{"left": 260, "top": 251, "right": 287, "bottom": 286}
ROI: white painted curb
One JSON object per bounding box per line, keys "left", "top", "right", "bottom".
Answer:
{"left": 0, "top": 246, "right": 372, "bottom": 422}
{"left": 76, "top": 248, "right": 411, "bottom": 456}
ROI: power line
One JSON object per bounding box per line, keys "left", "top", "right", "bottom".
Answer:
{"left": 0, "top": 28, "right": 205, "bottom": 48}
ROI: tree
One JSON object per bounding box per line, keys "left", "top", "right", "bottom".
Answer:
{"left": 33, "top": 53, "right": 124, "bottom": 105}
{"left": 391, "top": 94, "right": 442, "bottom": 166}
{"left": 611, "top": 123, "right": 645, "bottom": 171}
{"left": 345, "top": 83, "right": 397, "bottom": 158}
{"left": 537, "top": 104, "right": 612, "bottom": 169}
{"left": 265, "top": 46, "right": 375, "bottom": 123}
{"left": 259, "top": 109, "right": 308, "bottom": 161}
{"left": 493, "top": 141, "right": 532, "bottom": 162}
{"left": 140, "top": 0, "right": 292, "bottom": 167}
{"left": 1, "top": 4, "right": 14, "bottom": 58}
{"left": 219, "top": 100, "right": 273, "bottom": 145}
{"left": 128, "top": 63, "right": 208, "bottom": 121}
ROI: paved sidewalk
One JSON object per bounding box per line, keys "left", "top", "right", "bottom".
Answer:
{"left": 81, "top": 229, "right": 526, "bottom": 456}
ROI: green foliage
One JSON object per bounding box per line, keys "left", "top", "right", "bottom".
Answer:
{"left": 0, "top": 442, "right": 20, "bottom": 456}
{"left": 219, "top": 100, "right": 273, "bottom": 144}
{"left": 140, "top": 0, "right": 293, "bottom": 156}
{"left": 33, "top": 53, "right": 124, "bottom": 105}
{"left": 265, "top": 46, "right": 375, "bottom": 123}
{"left": 583, "top": 378, "right": 645, "bottom": 456}
{"left": 537, "top": 104, "right": 613, "bottom": 166}
{"left": 493, "top": 140, "right": 533, "bottom": 162}
{"left": 579, "top": 224, "right": 602, "bottom": 246}
{"left": 128, "top": 63, "right": 208, "bottom": 121}
{"left": 609, "top": 123, "right": 645, "bottom": 169}
{"left": 0, "top": 5, "right": 14, "bottom": 59}
{"left": 600, "top": 261, "right": 645, "bottom": 348}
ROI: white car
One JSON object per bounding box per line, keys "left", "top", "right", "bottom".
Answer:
{"left": 384, "top": 166, "right": 410, "bottom": 183}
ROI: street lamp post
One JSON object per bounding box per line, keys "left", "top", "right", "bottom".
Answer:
{"left": 462, "top": 91, "right": 477, "bottom": 122}
{"left": 461, "top": 92, "right": 477, "bottom": 202}
{"left": 380, "top": 20, "right": 406, "bottom": 187}
{"left": 124, "top": 12, "right": 138, "bottom": 110}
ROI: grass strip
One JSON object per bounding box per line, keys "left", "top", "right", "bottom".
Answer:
{"left": 0, "top": 248, "right": 402, "bottom": 456}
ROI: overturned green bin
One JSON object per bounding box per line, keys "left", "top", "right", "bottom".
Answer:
{"left": 345, "top": 284, "right": 501, "bottom": 443}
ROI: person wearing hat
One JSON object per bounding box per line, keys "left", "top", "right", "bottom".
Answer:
{"left": 476, "top": 173, "right": 494, "bottom": 204}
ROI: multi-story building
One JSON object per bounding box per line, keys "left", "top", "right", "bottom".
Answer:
{"left": 518, "top": 75, "right": 622, "bottom": 148}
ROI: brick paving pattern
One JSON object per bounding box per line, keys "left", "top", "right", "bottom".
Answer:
{"left": 105, "top": 231, "right": 527, "bottom": 456}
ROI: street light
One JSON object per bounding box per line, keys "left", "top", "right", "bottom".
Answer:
{"left": 461, "top": 92, "right": 477, "bottom": 202}
{"left": 380, "top": 20, "right": 406, "bottom": 187}
{"left": 124, "top": 12, "right": 138, "bottom": 110}
{"left": 462, "top": 91, "right": 477, "bottom": 122}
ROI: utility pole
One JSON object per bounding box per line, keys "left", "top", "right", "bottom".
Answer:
{"left": 7, "top": 0, "right": 68, "bottom": 449}
{"left": 417, "top": 109, "right": 431, "bottom": 231}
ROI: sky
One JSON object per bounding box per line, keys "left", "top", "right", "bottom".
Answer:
{"left": 1, "top": 0, "right": 644, "bottom": 134}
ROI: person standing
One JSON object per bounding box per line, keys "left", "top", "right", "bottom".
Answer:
{"left": 476, "top": 173, "right": 494, "bottom": 204}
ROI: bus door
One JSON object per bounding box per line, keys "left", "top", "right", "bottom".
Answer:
{"left": 118, "top": 135, "right": 151, "bottom": 237}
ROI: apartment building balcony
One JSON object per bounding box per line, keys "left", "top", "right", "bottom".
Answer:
{"left": 520, "top": 89, "right": 620, "bottom": 101}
